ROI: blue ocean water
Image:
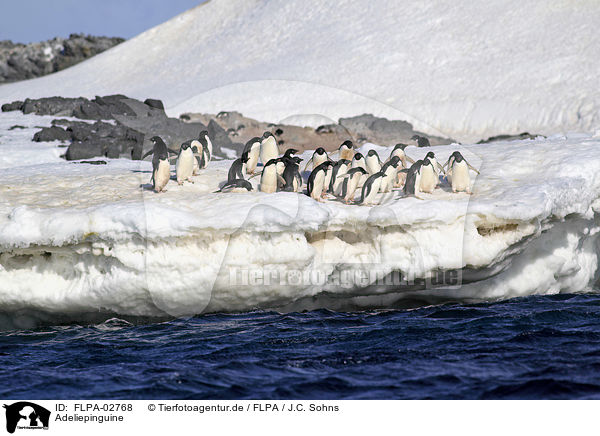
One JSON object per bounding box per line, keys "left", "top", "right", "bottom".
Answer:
{"left": 2, "top": 293, "right": 600, "bottom": 400}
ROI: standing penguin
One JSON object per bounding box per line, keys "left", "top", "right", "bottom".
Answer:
{"left": 351, "top": 152, "right": 368, "bottom": 187}
{"left": 282, "top": 156, "right": 303, "bottom": 192}
{"left": 278, "top": 148, "right": 298, "bottom": 176}
{"left": 329, "top": 159, "right": 351, "bottom": 195}
{"left": 365, "top": 149, "right": 382, "bottom": 174}
{"left": 191, "top": 142, "right": 202, "bottom": 175}
{"left": 338, "top": 140, "right": 355, "bottom": 161}
{"left": 411, "top": 135, "right": 431, "bottom": 148}
{"left": 260, "top": 158, "right": 282, "bottom": 193}
{"left": 260, "top": 131, "right": 280, "bottom": 165}
{"left": 303, "top": 147, "right": 328, "bottom": 172}
{"left": 389, "top": 143, "right": 415, "bottom": 168}
{"left": 243, "top": 137, "right": 262, "bottom": 175}
{"left": 338, "top": 167, "right": 368, "bottom": 204}
{"left": 358, "top": 171, "right": 386, "bottom": 205}
{"left": 198, "top": 130, "right": 212, "bottom": 167}
{"left": 176, "top": 141, "right": 195, "bottom": 185}
{"left": 424, "top": 151, "right": 445, "bottom": 186}
{"left": 444, "top": 151, "right": 480, "bottom": 194}
{"left": 379, "top": 156, "right": 401, "bottom": 193}
{"left": 227, "top": 151, "right": 250, "bottom": 183}
{"left": 402, "top": 160, "right": 424, "bottom": 196}
{"left": 142, "top": 136, "right": 173, "bottom": 193}
{"left": 418, "top": 158, "right": 438, "bottom": 193}
{"left": 306, "top": 161, "right": 334, "bottom": 202}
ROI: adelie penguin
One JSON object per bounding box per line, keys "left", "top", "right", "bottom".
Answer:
{"left": 379, "top": 156, "right": 401, "bottom": 193}
{"left": 365, "top": 149, "right": 382, "bottom": 174}
{"left": 214, "top": 179, "right": 253, "bottom": 193}
{"left": 243, "top": 137, "right": 262, "bottom": 174}
{"left": 358, "top": 171, "right": 386, "bottom": 205}
{"left": 227, "top": 151, "right": 250, "bottom": 183}
{"left": 337, "top": 140, "right": 355, "bottom": 161}
{"left": 281, "top": 156, "right": 303, "bottom": 192}
{"left": 176, "top": 141, "right": 195, "bottom": 185}
{"left": 142, "top": 136, "right": 175, "bottom": 193}
{"left": 411, "top": 134, "right": 431, "bottom": 148}
{"left": 303, "top": 147, "right": 328, "bottom": 172}
{"left": 337, "top": 167, "right": 367, "bottom": 204}
{"left": 306, "top": 161, "right": 334, "bottom": 202}
{"left": 278, "top": 148, "right": 298, "bottom": 176}
{"left": 260, "top": 132, "right": 279, "bottom": 166}
{"left": 424, "top": 151, "right": 444, "bottom": 185}
{"left": 418, "top": 158, "right": 438, "bottom": 193}
{"left": 444, "top": 151, "right": 480, "bottom": 194}
{"left": 389, "top": 143, "right": 415, "bottom": 168}
{"left": 402, "top": 159, "right": 424, "bottom": 197}
{"left": 351, "top": 152, "right": 368, "bottom": 187}
{"left": 197, "top": 130, "right": 212, "bottom": 169}
{"left": 260, "top": 158, "right": 284, "bottom": 193}
{"left": 329, "top": 159, "right": 351, "bottom": 196}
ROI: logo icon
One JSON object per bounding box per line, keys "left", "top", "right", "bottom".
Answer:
{"left": 3, "top": 402, "right": 50, "bottom": 434}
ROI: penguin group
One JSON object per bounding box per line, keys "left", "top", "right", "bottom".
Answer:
{"left": 142, "top": 130, "right": 213, "bottom": 193}
{"left": 219, "top": 133, "right": 480, "bottom": 205}
{"left": 143, "top": 130, "right": 479, "bottom": 204}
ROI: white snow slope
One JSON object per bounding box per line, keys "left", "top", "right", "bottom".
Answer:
{"left": 1, "top": 112, "right": 599, "bottom": 328}
{"left": 0, "top": 1, "right": 598, "bottom": 142}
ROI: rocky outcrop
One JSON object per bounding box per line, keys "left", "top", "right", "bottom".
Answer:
{"left": 180, "top": 111, "right": 451, "bottom": 153}
{"left": 2, "top": 95, "right": 239, "bottom": 160}
{"left": 0, "top": 34, "right": 124, "bottom": 83}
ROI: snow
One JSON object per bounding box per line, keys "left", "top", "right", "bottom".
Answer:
{"left": 0, "top": 111, "right": 599, "bottom": 327}
{"left": 0, "top": 0, "right": 598, "bottom": 142}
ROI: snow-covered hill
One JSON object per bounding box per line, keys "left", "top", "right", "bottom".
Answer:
{"left": 0, "top": 0, "right": 598, "bottom": 142}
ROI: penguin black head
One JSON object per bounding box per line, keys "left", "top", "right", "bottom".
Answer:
{"left": 353, "top": 152, "right": 364, "bottom": 161}
{"left": 423, "top": 158, "right": 432, "bottom": 166}
{"left": 367, "top": 149, "right": 379, "bottom": 157}
{"left": 394, "top": 143, "right": 408, "bottom": 151}
{"left": 283, "top": 148, "right": 299, "bottom": 158}
{"left": 388, "top": 156, "right": 400, "bottom": 166}
{"left": 150, "top": 136, "right": 164, "bottom": 145}
{"left": 199, "top": 130, "right": 209, "bottom": 138}
{"left": 262, "top": 131, "right": 275, "bottom": 139}
{"left": 181, "top": 142, "right": 190, "bottom": 150}
{"left": 426, "top": 151, "right": 435, "bottom": 159}
{"left": 315, "top": 147, "right": 326, "bottom": 155}
{"left": 341, "top": 140, "right": 353, "bottom": 149}
{"left": 452, "top": 151, "right": 464, "bottom": 162}
{"left": 292, "top": 156, "right": 303, "bottom": 164}
{"left": 322, "top": 160, "right": 334, "bottom": 168}
{"left": 411, "top": 135, "right": 420, "bottom": 141}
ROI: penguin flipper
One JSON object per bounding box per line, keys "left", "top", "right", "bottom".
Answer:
{"left": 303, "top": 158, "right": 313, "bottom": 173}
{"left": 467, "top": 162, "right": 480, "bottom": 174}
{"left": 141, "top": 150, "right": 153, "bottom": 160}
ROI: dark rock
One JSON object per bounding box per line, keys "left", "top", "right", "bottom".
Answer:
{"left": 207, "top": 119, "right": 232, "bottom": 154}
{"left": 0, "top": 34, "right": 124, "bottom": 83}
{"left": 144, "top": 98, "right": 165, "bottom": 111}
{"left": 65, "top": 141, "right": 104, "bottom": 160}
{"left": 2, "top": 101, "right": 23, "bottom": 112}
{"left": 33, "top": 126, "right": 71, "bottom": 142}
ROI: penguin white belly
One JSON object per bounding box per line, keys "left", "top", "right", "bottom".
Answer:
{"left": 364, "top": 177, "right": 382, "bottom": 204}
{"left": 205, "top": 136, "right": 213, "bottom": 158}
{"left": 154, "top": 159, "right": 170, "bottom": 192}
{"left": 260, "top": 137, "right": 279, "bottom": 164}
{"left": 366, "top": 159, "right": 381, "bottom": 175}
{"left": 310, "top": 171, "right": 326, "bottom": 201}
{"left": 260, "top": 166, "right": 278, "bottom": 193}
{"left": 176, "top": 148, "right": 194, "bottom": 184}
{"left": 380, "top": 168, "right": 396, "bottom": 192}
{"left": 314, "top": 154, "right": 327, "bottom": 168}
{"left": 246, "top": 149, "right": 260, "bottom": 174}
{"left": 276, "top": 161, "right": 285, "bottom": 176}
{"left": 451, "top": 161, "right": 471, "bottom": 193}
{"left": 419, "top": 166, "right": 437, "bottom": 193}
